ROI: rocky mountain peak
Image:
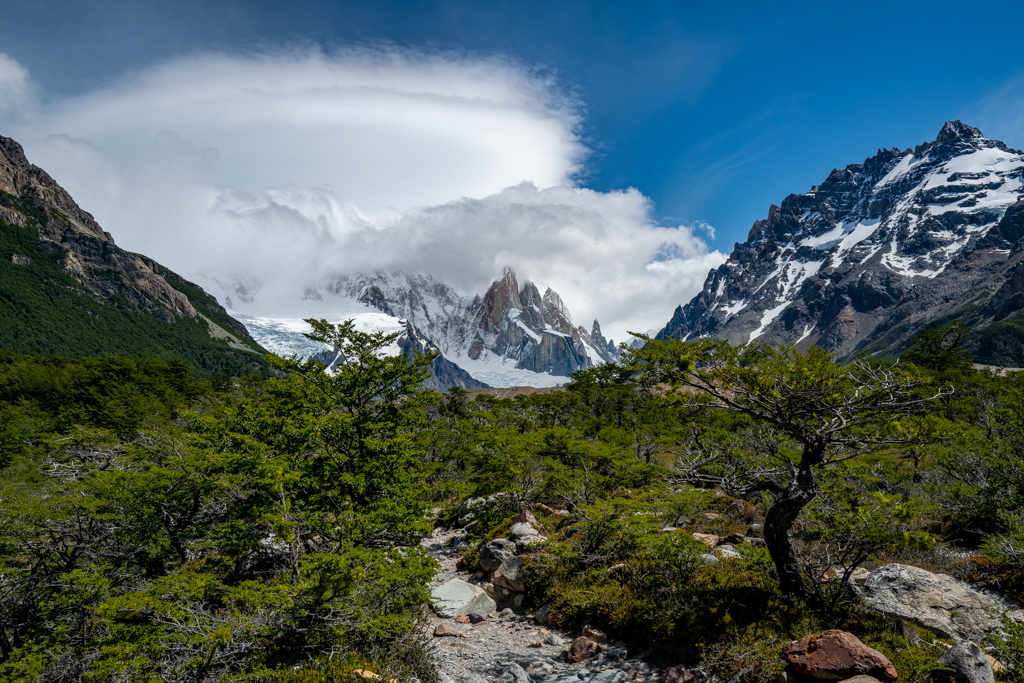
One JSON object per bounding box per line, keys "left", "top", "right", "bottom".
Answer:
{"left": 935, "top": 120, "right": 983, "bottom": 144}
{"left": 658, "top": 122, "right": 1024, "bottom": 362}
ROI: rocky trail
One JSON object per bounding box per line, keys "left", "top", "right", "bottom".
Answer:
{"left": 421, "top": 525, "right": 667, "bottom": 683}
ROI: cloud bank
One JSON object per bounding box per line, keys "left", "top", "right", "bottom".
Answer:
{"left": 0, "top": 46, "right": 724, "bottom": 341}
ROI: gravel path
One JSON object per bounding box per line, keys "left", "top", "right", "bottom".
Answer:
{"left": 421, "top": 526, "right": 667, "bottom": 683}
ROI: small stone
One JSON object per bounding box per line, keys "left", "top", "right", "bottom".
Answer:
{"left": 659, "top": 666, "right": 694, "bottom": 683}
{"left": 535, "top": 604, "right": 552, "bottom": 625}
{"left": 702, "top": 553, "right": 719, "bottom": 564}
{"left": 513, "top": 593, "right": 525, "bottom": 608}
{"left": 661, "top": 527, "right": 677, "bottom": 534}
{"left": 721, "top": 532, "right": 746, "bottom": 545}
{"left": 459, "top": 676, "right": 488, "bottom": 683}
{"left": 627, "top": 671, "right": 639, "bottom": 680}
{"left": 467, "top": 612, "right": 486, "bottom": 624}
{"left": 837, "top": 677, "right": 882, "bottom": 683}
{"left": 434, "top": 622, "right": 461, "bottom": 637}
{"left": 704, "top": 512, "right": 720, "bottom": 519}
{"left": 545, "top": 634, "right": 565, "bottom": 646}
{"left": 454, "top": 615, "right": 471, "bottom": 624}
{"left": 500, "top": 608, "right": 516, "bottom": 618}
{"left": 583, "top": 625, "right": 608, "bottom": 642}
{"left": 528, "top": 641, "right": 543, "bottom": 648}
{"left": 746, "top": 523, "right": 764, "bottom": 537}
{"left": 693, "top": 533, "right": 719, "bottom": 548}
{"left": 568, "top": 636, "right": 602, "bottom": 663}
{"left": 607, "top": 647, "right": 628, "bottom": 660}
{"left": 352, "top": 670, "right": 382, "bottom": 680}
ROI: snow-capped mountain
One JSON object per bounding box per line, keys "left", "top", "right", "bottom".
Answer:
{"left": 658, "top": 121, "right": 1024, "bottom": 362}
{"left": 214, "top": 268, "right": 619, "bottom": 388}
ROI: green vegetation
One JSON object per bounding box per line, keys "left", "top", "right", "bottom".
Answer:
{"left": 0, "top": 219, "right": 268, "bottom": 376}
{"left": 3, "top": 321, "right": 1024, "bottom": 681}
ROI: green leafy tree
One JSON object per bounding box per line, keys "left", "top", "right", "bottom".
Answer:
{"left": 631, "top": 337, "right": 941, "bottom": 597}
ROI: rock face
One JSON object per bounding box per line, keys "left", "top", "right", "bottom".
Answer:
{"left": 430, "top": 579, "right": 497, "bottom": 618}
{"left": 861, "top": 563, "right": 1019, "bottom": 640}
{"left": 933, "top": 641, "right": 995, "bottom": 683}
{"left": 329, "top": 268, "right": 620, "bottom": 381}
{"left": 783, "top": 630, "right": 898, "bottom": 682}
{"left": 0, "top": 134, "right": 265, "bottom": 365}
{"left": 658, "top": 121, "right": 1024, "bottom": 365}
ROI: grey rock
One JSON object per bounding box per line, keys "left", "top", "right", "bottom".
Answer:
{"left": 431, "top": 579, "right": 497, "bottom": 618}
{"left": 511, "top": 522, "right": 543, "bottom": 542}
{"left": 517, "top": 655, "right": 557, "bottom": 675}
{"left": 467, "top": 612, "right": 486, "bottom": 623}
{"left": 545, "top": 634, "right": 565, "bottom": 646}
{"left": 438, "top": 672, "right": 455, "bottom": 683}
{"left": 480, "top": 538, "right": 517, "bottom": 573}
{"left": 458, "top": 676, "right": 488, "bottom": 683}
{"left": 534, "top": 604, "right": 552, "bottom": 626}
{"left": 606, "top": 647, "right": 628, "bottom": 660}
{"left": 861, "top": 563, "right": 1019, "bottom": 639}
{"left": 715, "top": 544, "right": 742, "bottom": 559}
{"left": 702, "top": 554, "right": 719, "bottom": 564}
{"left": 496, "top": 663, "right": 532, "bottom": 683}
{"left": 494, "top": 556, "right": 526, "bottom": 592}
{"left": 588, "top": 671, "right": 633, "bottom": 683}
{"left": 500, "top": 608, "right": 516, "bottom": 618}
{"left": 934, "top": 641, "right": 995, "bottom": 683}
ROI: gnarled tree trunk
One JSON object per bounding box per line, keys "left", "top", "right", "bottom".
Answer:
{"left": 763, "top": 454, "right": 818, "bottom": 596}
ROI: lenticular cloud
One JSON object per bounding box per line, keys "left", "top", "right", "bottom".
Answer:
{"left": 0, "top": 46, "right": 725, "bottom": 341}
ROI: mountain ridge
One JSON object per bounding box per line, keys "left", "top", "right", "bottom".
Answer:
{"left": 657, "top": 121, "right": 1024, "bottom": 364}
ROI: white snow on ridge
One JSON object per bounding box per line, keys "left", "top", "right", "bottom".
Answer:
{"left": 801, "top": 224, "right": 845, "bottom": 249}
{"left": 874, "top": 153, "right": 918, "bottom": 188}
{"left": 747, "top": 259, "right": 822, "bottom": 342}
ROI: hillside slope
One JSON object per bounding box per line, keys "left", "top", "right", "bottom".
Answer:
{"left": 0, "top": 135, "right": 268, "bottom": 375}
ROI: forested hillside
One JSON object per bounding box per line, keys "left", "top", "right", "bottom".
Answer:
{"left": 2, "top": 321, "right": 1024, "bottom": 682}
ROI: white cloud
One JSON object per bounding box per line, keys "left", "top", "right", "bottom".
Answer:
{"left": 0, "top": 52, "right": 34, "bottom": 116}
{"left": 0, "top": 47, "right": 724, "bottom": 343}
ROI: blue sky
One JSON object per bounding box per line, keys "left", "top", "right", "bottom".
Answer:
{"left": 1, "top": 0, "right": 1023, "bottom": 336}
{"left": 5, "top": 0, "right": 1024, "bottom": 245}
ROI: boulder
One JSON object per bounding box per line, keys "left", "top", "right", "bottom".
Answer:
{"left": 430, "top": 579, "right": 497, "bottom": 618}
{"left": 568, "top": 636, "right": 602, "bottom": 662}
{"left": 861, "top": 563, "right": 1019, "bottom": 640}
{"left": 933, "top": 640, "right": 995, "bottom": 683}
{"left": 659, "top": 666, "right": 695, "bottom": 683}
{"left": 783, "top": 630, "right": 898, "bottom": 682}
{"left": 493, "top": 556, "right": 526, "bottom": 592}
{"left": 480, "top": 538, "right": 517, "bottom": 573}
{"left": 496, "top": 663, "right": 531, "bottom": 683}
{"left": 693, "top": 533, "right": 719, "bottom": 548}
{"left": 511, "top": 522, "right": 541, "bottom": 541}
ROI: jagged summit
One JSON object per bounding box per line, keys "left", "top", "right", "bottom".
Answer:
{"left": 658, "top": 122, "right": 1024, "bottom": 363}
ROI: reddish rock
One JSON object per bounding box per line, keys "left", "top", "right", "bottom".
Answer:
{"left": 693, "top": 533, "right": 719, "bottom": 548}
{"left": 513, "top": 510, "right": 541, "bottom": 528}
{"left": 659, "top": 666, "right": 695, "bottom": 683}
{"left": 783, "top": 630, "right": 897, "bottom": 682}
{"left": 454, "top": 615, "right": 471, "bottom": 624}
{"left": 567, "top": 636, "right": 602, "bottom": 662}
{"left": 434, "top": 622, "right": 460, "bottom": 637}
